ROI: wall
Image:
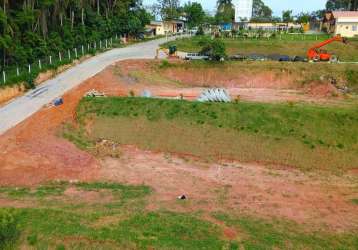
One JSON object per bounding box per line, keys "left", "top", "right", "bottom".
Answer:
{"left": 335, "top": 21, "right": 358, "bottom": 37}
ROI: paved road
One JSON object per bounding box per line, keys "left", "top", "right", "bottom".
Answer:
{"left": 0, "top": 36, "right": 180, "bottom": 135}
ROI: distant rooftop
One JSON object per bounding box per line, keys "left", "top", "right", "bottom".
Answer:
{"left": 332, "top": 11, "right": 358, "bottom": 18}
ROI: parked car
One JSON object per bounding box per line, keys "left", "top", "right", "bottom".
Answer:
{"left": 267, "top": 54, "right": 291, "bottom": 62}
{"left": 292, "top": 56, "right": 307, "bottom": 62}
{"left": 229, "top": 54, "right": 247, "bottom": 61}
{"left": 278, "top": 55, "right": 291, "bottom": 62}
{"left": 247, "top": 53, "right": 267, "bottom": 61}
{"left": 185, "top": 53, "right": 209, "bottom": 60}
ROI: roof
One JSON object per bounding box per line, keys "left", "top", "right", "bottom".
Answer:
{"left": 332, "top": 11, "right": 358, "bottom": 18}
{"left": 150, "top": 21, "right": 163, "bottom": 26}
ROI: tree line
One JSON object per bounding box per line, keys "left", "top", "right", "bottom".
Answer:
{"left": 0, "top": 0, "right": 151, "bottom": 70}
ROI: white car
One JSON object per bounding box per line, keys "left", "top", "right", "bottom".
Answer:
{"left": 184, "top": 53, "right": 209, "bottom": 60}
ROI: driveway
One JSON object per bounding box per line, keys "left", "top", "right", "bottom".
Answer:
{"left": 0, "top": 36, "right": 179, "bottom": 135}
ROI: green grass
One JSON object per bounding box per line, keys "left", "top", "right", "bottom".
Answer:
{"left": 2, "top": 181, "right": 357, "bottom": 249}
{"left": 0, "top": 208, "right": 20, "bottom": 249}
{"left": 212, "top": 212, "right": 358, "bottom": 249}
{"left": 351, "top": 199, "right": 358, "bottom": 205}
{"left": 162, "top": 36, "right": 358, "bottom": 61}
{"left": 72, "top": 97, "right": 358, "bottom": 173}
{"left": 75, "top": 182, "right": 151, "bottom": 199}
{"left": 0, "top": 181, "right": 226, "bottom": 249}
{"left": 0, "top": 182, "right": 69, "bottom": 199}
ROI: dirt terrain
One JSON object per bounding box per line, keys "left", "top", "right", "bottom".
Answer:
{"left": 0, "top": 59, "right": 357, "bottom": 233}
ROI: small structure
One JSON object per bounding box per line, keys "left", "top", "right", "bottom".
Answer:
{"left": 246, "top": 22, "right": 302, "bottom": 32}
{"left": 322, "top": 11, "right": 358, "bottom": 37}
{"left": 146, "top": 21, "right": 165, "bottom": 36}
{"left": 163, "top": 20, "right": 185, "bottom": 34}
{"left": 146, "top": 20, "right": 186, "bottom": 36}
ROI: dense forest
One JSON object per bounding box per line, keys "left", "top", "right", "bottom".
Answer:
{"left": 0, "top": 0, "right": 151, "bottom": 71}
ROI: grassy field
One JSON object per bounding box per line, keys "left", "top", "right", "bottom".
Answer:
{"left": 69, "top": 97, "right": 358, "bottom": 173}
{"left": 1, "top": 181, "right": 357, "bottom": 249}
{"left": 162, "top": 36, "right": 358, "bottom": 61}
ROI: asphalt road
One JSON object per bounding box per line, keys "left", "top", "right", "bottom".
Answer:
{"left": 0, "top": 36, "right": 179, "bottom": 135}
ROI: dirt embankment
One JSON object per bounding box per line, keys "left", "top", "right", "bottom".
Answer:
{"left": 0, "top": 67, "right": 124, "bottom": 186}
{"left": 111, "top": 60, "right": 350, "bottom": 104}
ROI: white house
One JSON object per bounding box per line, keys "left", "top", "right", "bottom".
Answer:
{"left": 234, "top": 0, "right": 253, "bottom": 22}
{"left": 332, "top": 11, "right": 358, "bottom": 38}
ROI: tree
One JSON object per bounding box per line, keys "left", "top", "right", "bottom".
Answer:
{"left": 158, "top": 0, "right": 181, "bottom": 20}
{"left": 326, "top": 0, "right": 358, "bottom": 10}
{"left": 282, "top": 10, "right": 294, "bottom": 23}
{"left": 296, "top": 12, "right": 311, "bottom": 23}
{"left": 183, "top": 2, "right": 205, "bottom": 29}
{"left": 0, "top": 0, "right": 151, "bottom": 70}
{"left": 198, "top": 37, "right": 227, "bottom": 61}
{"left": 215, "top": 0, "right": 234, "bottom": 24}
{"left": 252, "top": 0, "right": 273, "bottom": 22}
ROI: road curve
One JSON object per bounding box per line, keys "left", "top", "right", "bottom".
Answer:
{"left": 0, "top": 36, "right": 177, "bottom": 135}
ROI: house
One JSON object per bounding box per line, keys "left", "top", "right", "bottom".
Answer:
{"left": 146, "top": 21, "right": 165, "bottom": 36}
{"left": 333, "top": 11, "right": 358, "bottom": 37}
{"left": 220, "top": 23, "right": 233, "bottom": 31}
{"left": 322, "top": 11, "right": 358, "bottom": 37}
{"left": 246, "top": 22, "right": 302, "bottom": 32}
{"left": 163, "top": 20, "right": 185, "bottom": 34}
{"left": 145, "top": 20, "right": 186, "bottom": 36}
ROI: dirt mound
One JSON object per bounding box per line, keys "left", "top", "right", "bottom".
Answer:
{"left": 306, "top": 82, "right": 340, "bottom": 97}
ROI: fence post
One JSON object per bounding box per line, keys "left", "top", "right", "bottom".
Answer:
{"left": 68, "top": 49, "right": 71, "bottom": 60}
{"left": 82, "top": 45, "right": 84, "bottom": 56}
{"left": 100, "top": 40, "right": 102, "bottom": 49}
{"left": 3, "top": 71, "right": 6, "bottom": 84}
{"left": 116, "top": 34, "right": 118, "bottom": 40}
{"left": 49, "top": 56, "right": 52, "bottom": 65}
{"left": 38, "top": 60, "right": 42, "bottom": 69}
{"left": 75, "top": 48, "right": 78, "bottom": 58}
{"left": 94, "top": 42, "right": 96, "bottom": 50}
{"left": 106, "top": 39, "right": 108, "bottom": 48}
{"left": 28, "top": 64, "right": 31, "bottom": 74}
{"left": 16, "top": 67, "right": 19, "bottom": 76}
{"left": 59, "top": 52, "right": 62, "bottom": 62}
{"left": 111, "top": 38, "right": 113, "bottom": 46}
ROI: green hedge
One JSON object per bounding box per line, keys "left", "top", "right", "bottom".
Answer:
{"left": 0, "top": 209, "right": 19, "bottom": 249}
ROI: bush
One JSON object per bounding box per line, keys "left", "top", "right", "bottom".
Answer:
{"left": 0, "top": 209, "right": 19, "bottom": 249}
{"left": 198, "top": 37, "right": 227, "bottom": 61}
{"left": 196, "top": 26, "right": 204, "bottom": 36}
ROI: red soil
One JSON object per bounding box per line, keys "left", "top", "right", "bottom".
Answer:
{"left": 0, "top": 59, "right": 356, "bottom": 232}
{"left": 100, "top": 146, "right": 358, "bottom": 232}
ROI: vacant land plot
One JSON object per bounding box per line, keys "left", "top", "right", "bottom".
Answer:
{"left": 163, "top": 36, "right": 358, "bottom": 61}
{"left": 73, "top": 97, "right": 358, "bottom": 173}
{"left": 1, "top": 58, "right": 358, "bottom": 249}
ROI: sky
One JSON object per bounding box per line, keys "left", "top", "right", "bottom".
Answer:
{"left": 142, "top": 0, "right": 327, "bottom": 16}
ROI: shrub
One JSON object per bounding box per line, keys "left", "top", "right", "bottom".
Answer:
{"left": 198, "top": 37, "right": 227, "bottom": 61}
{"left": 196, "top": 26, "right": 205, "bottom": 36}
{"left": 0, "top": 209, "right": 19, "bottom": 249}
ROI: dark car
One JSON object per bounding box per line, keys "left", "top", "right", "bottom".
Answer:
{"left": 229, "top": 54, "right": 247, "bottom": 61}
{"left": 278, "top": 55, "right": 291, "bottom": 62}
{"left": 292, "top": 56, "right": 307, "bottom": 62}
